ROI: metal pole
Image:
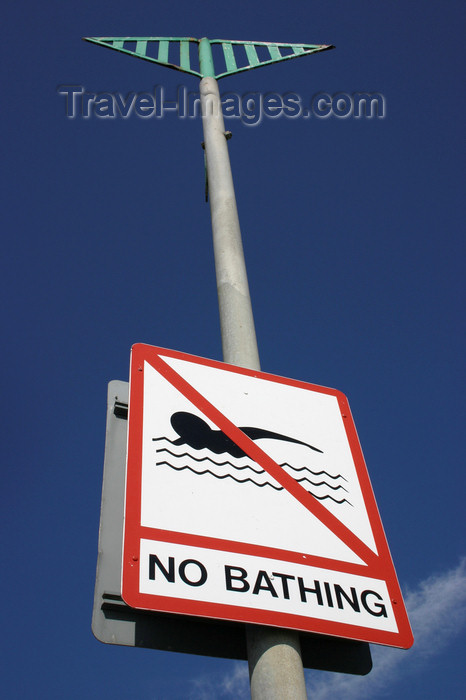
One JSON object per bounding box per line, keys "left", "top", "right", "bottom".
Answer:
{"left": 199, "top": 62, "right": 308, "bottom": 699}
{"left": 200, "top": 75, "right": 260, "bottom": 370}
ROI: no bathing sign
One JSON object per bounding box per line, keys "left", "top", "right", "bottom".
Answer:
{"left": 122, "top": 344, "right": 413, "bottom": 648}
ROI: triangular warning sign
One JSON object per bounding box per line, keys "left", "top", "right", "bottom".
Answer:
{"left": 123, "top": 344, "right": 413, "bottom": 649}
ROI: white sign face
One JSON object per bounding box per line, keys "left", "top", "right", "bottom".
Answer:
{"left": 122, "top": 344, "right": 413, "bottom": 648}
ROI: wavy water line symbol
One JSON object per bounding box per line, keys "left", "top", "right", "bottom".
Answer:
{"left": 152, "top": 437, "right": 353, "bottom": 506}
{"left": 154, "top": 444, "right": 266, "bottom": 475}
{"left": 279, "top": 462, "right": 348, "bottom": 482}
{"left": 156, "top": 447, "right": 348, "bottom": 492}
{"left": 154, "top": 441, "right": 347, "bottom": 483}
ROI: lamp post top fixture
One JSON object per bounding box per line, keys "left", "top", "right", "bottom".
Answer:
{"left": 82, "top": 36, "right": 334, "bottom": 80}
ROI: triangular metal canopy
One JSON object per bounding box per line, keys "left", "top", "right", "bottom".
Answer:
{"left": 82, "top": 36, "right": 334, "bottom": 79}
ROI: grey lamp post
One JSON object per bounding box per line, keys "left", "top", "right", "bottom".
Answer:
{"left": 84, "top": 34, "right": 333, "bottom": 699}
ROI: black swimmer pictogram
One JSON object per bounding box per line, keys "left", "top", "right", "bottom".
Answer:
{"left": 168, "top": 411, "right": 323, "bottom": 458}
{"left": 151, "top": 411, "right": 352, "bottom": 506}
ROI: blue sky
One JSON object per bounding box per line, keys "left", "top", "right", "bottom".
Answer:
{"left": 2, "top": 1, "right": 465, "bottom": 698}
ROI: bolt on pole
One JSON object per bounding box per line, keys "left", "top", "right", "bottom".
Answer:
{"left": 199, "top": 40, "right": 308, "bottom": 700}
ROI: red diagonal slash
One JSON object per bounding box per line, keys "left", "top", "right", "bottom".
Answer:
{"left": 151, "top": 353, "right": 379, "bottom": 568}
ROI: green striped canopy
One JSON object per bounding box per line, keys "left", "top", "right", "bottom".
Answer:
{"left": 83, "top": 36, "right": 334, "bottom": 79}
